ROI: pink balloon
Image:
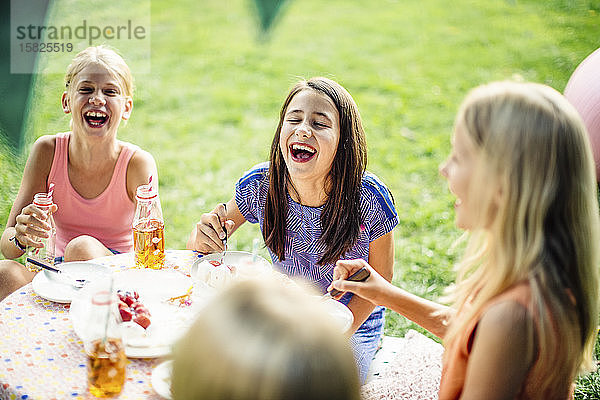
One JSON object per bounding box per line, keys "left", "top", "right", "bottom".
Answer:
{"left": 565, "top": 47, "right": 600, "bottom": 181}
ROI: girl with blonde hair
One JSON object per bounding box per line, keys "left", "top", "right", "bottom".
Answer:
{"left": 331, "top": 81, "right": 599, "bottom": 399}
{"left": 0, "top": 45, "right": 157, "bottom": 300}
{"left": 171, "top": 278, "right": 361, "bottom": 400}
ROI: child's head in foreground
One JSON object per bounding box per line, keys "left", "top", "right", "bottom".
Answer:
{"left": 171, "top": 277, "right": 361, "bottom": 400}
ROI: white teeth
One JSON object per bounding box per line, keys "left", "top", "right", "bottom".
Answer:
{"left": 85, "top": 110, "right": 107, "bottom": 126}
{"left": 291, "top": 144, "right": 316, "bottom": 153}
{"left": 85, "top": 111, "right": 107, "bottom": 118}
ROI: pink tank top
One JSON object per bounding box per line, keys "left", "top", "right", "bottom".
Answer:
{"left": 48, "top": 132, "right": 138, "bottom": 256}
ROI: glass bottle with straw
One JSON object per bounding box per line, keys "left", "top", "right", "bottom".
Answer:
{"left": 25, "top": 183, "right": 56, "bottom": 272}
{"left": 86, "top": 275, "right": 127, "bottom": 397}
{"left": 132, "top": 175, "right": 165, "bottom": 269}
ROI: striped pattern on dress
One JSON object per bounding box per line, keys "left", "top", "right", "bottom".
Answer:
{"left": 236, "top": 162, "right": 399, "bottom": 383}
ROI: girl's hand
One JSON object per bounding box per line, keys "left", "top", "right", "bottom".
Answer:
{"left": 187, "top": 203, "right": 236, "bottom": 254}
{"left": 329, "top": 259, "right": 394, "bottom": 306}
{"left": 13, "top": 203, "right": 58, "bottom": 249}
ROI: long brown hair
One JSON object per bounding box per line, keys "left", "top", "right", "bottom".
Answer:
{"left": 264, "top": 77, "right": 367, "bottom": 265}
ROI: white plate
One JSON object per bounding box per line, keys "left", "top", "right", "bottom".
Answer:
{"left": 70, "top": 269, "right": 199, "bottom": 358}
{"left": 190, "top": 251, "right": 271, "bottom": 289}
{"left": 151, "top": 360, "right": 173, "bottom": 399}
{"left": 320, "top": 298, "right": 354, "bottom": 333}
{"left": 31, "top": 261, "right": 111, "bottom": 303}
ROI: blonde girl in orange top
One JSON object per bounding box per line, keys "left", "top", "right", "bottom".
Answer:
{"left": 330, "top": 81, "right": 599, "bottom": 399}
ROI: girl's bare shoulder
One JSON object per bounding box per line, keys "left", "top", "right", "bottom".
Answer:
{"left": 31, "top": 134, "right": 58, "bottom": 155}
{"left": 125, "top": 145, "right": 157, "bottom": 179}
{"left": 481, "top": 300, "right": 532, "bottom": 330}
{"left": 26, "top": 134, "right": 61, "bottom": 170}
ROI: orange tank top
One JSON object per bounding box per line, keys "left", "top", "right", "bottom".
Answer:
{"left": 47, "top": 132, "right": 138, "bottom": 256}
{"left": 439, "top": 282, "right": 573, "bottom": 400}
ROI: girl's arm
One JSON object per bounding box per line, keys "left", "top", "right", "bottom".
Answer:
{"left": 125, "top": 148, "right": 159, "bottom": 202}
{"left": 1, "top": 136, "right": 55, "bottom": 259}
{"left": 459, "top": 301, "right": 534, "bottom": 400}
{"left": 331, "top": 257, "right": 453, "bottom": 338}
{"left": 343, "top": 231, "right": 395, "bottom": 333}
{"left": 187, "top": 198, "right": 247, "bottom": 254}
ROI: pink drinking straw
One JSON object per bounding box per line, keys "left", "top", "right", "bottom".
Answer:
{"left": 144, "top": 175, "right": 154, "bottom": 223}
{"left": 47, "top": 183, "right": 55, "bottom": 200}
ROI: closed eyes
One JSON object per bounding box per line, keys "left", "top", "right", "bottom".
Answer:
{"left": 285, "top": 118, "right": 330, "bottom": 129}
{"left": 77, "top": 87, "right": 120, "bottom": 97}
{"left": 313, "top": 121, "right": 330, "bottom": 129}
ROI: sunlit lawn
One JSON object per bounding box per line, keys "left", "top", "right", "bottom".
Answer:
{"left": 1, "top": 0, "right": 599, "bottom": 396}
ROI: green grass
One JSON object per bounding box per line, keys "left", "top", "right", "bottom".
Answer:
{"left": 2, "top": 0, "right": 600, "bottom": 396}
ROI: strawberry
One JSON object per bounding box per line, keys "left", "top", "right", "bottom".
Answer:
{"left": 118, "top": 288, "right": 152, "bottom": 329}
{"left": 118, "top": 303, "right": 133, "bottom": 322}
{"left": 134, "top": 305, "right": 150, "bottom": 315}
{"left": 134, "top": 313, "right": 151, "bottom": 329}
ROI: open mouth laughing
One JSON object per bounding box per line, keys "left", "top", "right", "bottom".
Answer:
{"left": 289, "top": 142, "right": 317, "bottom": 163}
{"left": 84, "top": 110, "right": 108, "bottom": 128}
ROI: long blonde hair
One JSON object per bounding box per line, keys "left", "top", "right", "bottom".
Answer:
{"left": 171, "top": 277, "right": 360, "bottom": 400}
{"left": 444, "top": 81, "right": 599, "bottom": 394}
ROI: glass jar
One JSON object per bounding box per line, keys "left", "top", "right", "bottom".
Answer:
{"left": 132, "top": 184, "right": 165, "bottom": 269}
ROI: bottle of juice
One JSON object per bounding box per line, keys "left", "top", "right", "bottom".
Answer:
{"left": 25, "top": 192, "right": 56, "bottom": 272}
{"left": 132, "top": 183, "right": 165, "bottom": 269}
{"left": 86, "top": 285, "right": 126, "bottom": 398}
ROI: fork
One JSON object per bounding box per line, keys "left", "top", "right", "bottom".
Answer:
{"left": 27, "top": 258, "right": 87, "bottom": 288}
{"left": 219, "top": 203, "right": 228, "bottom": 264}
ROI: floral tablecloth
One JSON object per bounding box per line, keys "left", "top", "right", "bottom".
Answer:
{"left": 0, "top": 250, "right": 200, "bottom": 400}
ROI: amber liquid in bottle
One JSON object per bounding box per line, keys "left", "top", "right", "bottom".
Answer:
{"left": 133, "top": 219, "right": 165, "bottom": 269}
{"left": 87, "top": 338, "right": 126, "bottom": 397}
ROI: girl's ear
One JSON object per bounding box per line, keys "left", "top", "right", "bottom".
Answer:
{"left": 121, "top": 97, "right": 133, "bottom": 120}
{"left": 61, "top": 92, "right": 70, "bottom": 113}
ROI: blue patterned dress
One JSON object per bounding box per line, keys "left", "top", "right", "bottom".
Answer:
{"left": 235, "top": 162, "right": 398, "bottom": 383}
